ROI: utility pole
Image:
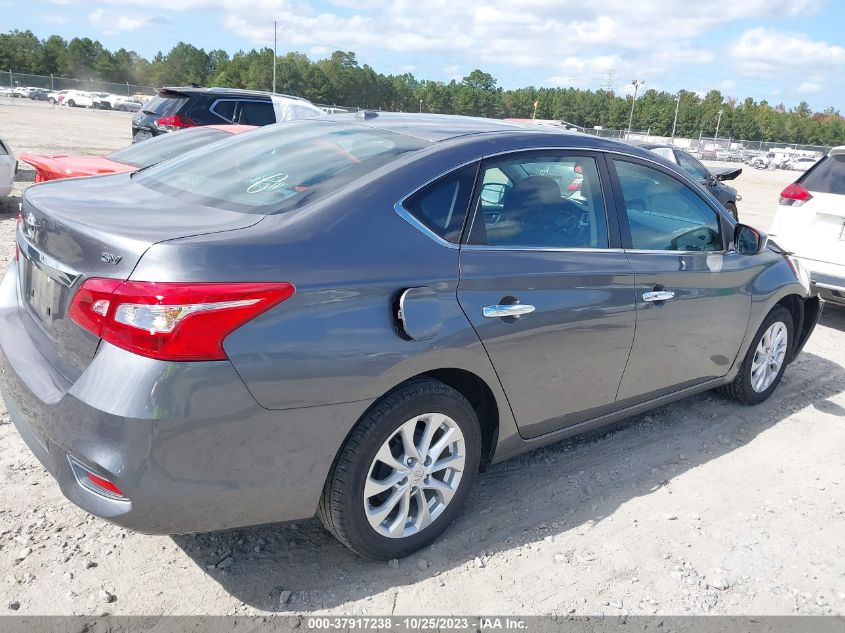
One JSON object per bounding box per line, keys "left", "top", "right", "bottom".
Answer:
{"left": 532, "top": 99, "right": 538, "bottom": 120}
{"left": 715, "top": 108, "right": 724, "bottom": 139}
{"left": 670, "top": 94, "right": 680, "bottom": 143}
{"left": 627, "top": 79, "right": 644, "bottom": 138}
{"left": 419, "top": 99, "right": 422, "bottom": 113}
{"left": 272, "top": 20, "right": 277, "bottom": 94}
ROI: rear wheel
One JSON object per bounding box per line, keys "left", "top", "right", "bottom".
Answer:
{"left": 725, "top": 202, "right": 738, "bottom": 221}
{"left": 720, "top": 305, "right": 792, "bottom": 405}
{"left": 319, "top": 379, "right": 481, "bottom": 559}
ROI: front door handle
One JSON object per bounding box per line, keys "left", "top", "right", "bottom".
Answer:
{"left": 482, "top": 304, "right": 536, "bottom": 318}
{"left": 642, "top": 290, "right": 675, "bottom": 302}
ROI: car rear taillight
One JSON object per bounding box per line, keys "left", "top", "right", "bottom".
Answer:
{"left": 69, "top": 280, "right": 295, "bottom": 361}
{"left": 154, "top": 114, "right": 196, "bottom": 131}
{"left": 779, "top": 183, "right": 813, "bottom": 207}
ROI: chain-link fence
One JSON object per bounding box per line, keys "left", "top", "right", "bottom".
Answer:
{"left": 2, "top": 71, "right": 156, "bottom": 97}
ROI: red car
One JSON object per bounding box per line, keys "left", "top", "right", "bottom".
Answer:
{"left": 19, "top": 124, "right": 254, "bottom": 182}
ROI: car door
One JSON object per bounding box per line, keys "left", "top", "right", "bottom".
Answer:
{"left": 608, "top": 156, "right": 753, "bottom": 403}
{"left": 457, "top": 151, "right": 636, "bottom": 438}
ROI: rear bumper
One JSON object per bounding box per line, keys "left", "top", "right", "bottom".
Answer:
{"left": 795, "top": 258, "right": 845, "bottom": 306}
{"left": 0, "top": 261, "right": 372, "bottom": 534}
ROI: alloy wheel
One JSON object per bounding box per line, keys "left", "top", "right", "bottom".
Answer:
{"left": 750, "top": 321, "right": 788, "bottom": 393}
{"left": 364, "top": 413, "right": 466, "bottom": 538}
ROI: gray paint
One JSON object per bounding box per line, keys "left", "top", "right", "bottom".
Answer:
{"left": 0, "top": 114, "right": 819, "bottom": 535}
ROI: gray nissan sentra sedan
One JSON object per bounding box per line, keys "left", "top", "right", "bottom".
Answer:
{"left": 0, "top": 113, "right": 821, "bottom": 559}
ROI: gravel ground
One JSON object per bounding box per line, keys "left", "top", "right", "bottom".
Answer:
{"left": 0, "top": 99, "right": 843, "bottom": 616}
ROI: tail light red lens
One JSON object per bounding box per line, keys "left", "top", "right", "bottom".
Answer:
{"left": 779, "top": 183, "right": 813, "bottom": 206}
{"left": 69, "top": 280, "right": 295, "bottom": 361}
{"left": 154, "top": 114, "right": 196, "bottom": 131}
{"left": 86, "top": 472, "right": 125, "bottom": 498}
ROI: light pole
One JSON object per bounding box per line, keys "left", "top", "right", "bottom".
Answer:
{"left": 670, "top": 93, "right": 680, "bottom": 142}
{"left": 715, "top": 108, "right": 724, "bottom": 139}
{"left": 419, "top": 99, "right": 423, "bottom": 113}
{"left": 272, "top": 20, "right": 277, "bottom": 93}
{"left": 627, "top": 79, "right": 644, "bottom": 138}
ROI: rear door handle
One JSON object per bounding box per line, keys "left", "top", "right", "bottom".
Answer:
{"left": 642, "top": 290, "right": 675, "bottom": 302}
{"left": 482, "top": 304, "right": 536, "bottom": 318}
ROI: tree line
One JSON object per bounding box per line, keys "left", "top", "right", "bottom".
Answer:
{"left": 2, "top": 29, "right": 843, "bottom": 145}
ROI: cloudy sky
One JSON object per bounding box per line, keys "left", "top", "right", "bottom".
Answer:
{"left": 4, "top": 0, "right": 844, "bottom": 109}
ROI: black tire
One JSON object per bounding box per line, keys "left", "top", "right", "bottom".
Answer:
{"left": 719, "top": 305, "right": 793, "bottom": 405}
{"left": 319, "top": 379, "right": 482, "bottom": 559}
{"left": 725, "top": 202, "right": 738, "bottom": 221}
{"left": 67, "top": 99, "right": 75, "bottom": 107}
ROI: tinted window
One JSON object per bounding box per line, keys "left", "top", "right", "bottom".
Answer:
{"left": 648, "top": 147, "right": 675, "bottom": 162}
{"left": 141, "top": 95, "right": 187, "bottom": 116}
{"left": 402, "top": 164, "right": 476, "bottom": 243}
{"left": 135, "top": 120, "right": 429, "bottom": 214}
{"left": 107, "top": 127, "right": 230, "bottom": 168}
{"left": 210, "top": 99, "right": 236, "bottom": 122}
{"left": 238, "top": 101, "right": 275, "bottom": 126}
{"left": 675, "top": 151, "right": 710, "bottom": 180}
{"left": 614, "top": 159, "right": 722, "bottom": 252}
{"left": 470, "top": 154, "right": 608, "bottom": 248}
{"left": 801, "top": 154, "right": 845, "bottom": 194}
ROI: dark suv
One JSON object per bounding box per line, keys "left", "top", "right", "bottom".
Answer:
{"left": 131, "top": 86, "right": 324, "bottom": 143}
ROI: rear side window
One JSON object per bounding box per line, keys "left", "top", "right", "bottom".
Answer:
{"left": 801, "top": 154, "right": 845, "bottom": 195}
{"left": 210, "top": 99, "right": 237, "bottom": 123}
{"left": 238, "top": 101, "right": 275, "bottom": 126}
{"left": 107, "top": 127, "right": 230, "bottom": 168}
{"left": 402, "top": 164, "right": 477, "bottom": 244}
{"left": 142, "top": 95, "right": 187, "bottom": 116}
{"left": 135, "top": 120, "right": 430, "bottom": 214}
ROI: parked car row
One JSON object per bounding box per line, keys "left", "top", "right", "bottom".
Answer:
{"left": 1, "top": 86, "right": 146, "bottom": 111}
{"left": 0, "top": 111, "right": 821, "bottom": 559}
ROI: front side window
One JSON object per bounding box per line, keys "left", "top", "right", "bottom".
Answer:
{"left": 675, "top": 151, "right": 710, "bottom": 181}
{"left": 613, "top": 159, "right": 722, "bottom": 252}
{"left": 402, "top": 164, "right": 476, "bottom": 244}
{"left": 135, "top": 120, "right": 430, "bottom": 214}
{"left": 469, "top": 154, "right": 608, "bottom": 249}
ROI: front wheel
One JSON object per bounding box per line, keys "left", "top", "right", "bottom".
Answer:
{"left": 67, "top": 99, "right": 75, "bottom": 107}
{"left": 319, "top": 379, "right": 481, "bottom": 559}
{"left": 720, "top": 305, "right": 793, "bottom": 405}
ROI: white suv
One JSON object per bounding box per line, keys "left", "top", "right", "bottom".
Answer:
{"left": 769, "top": 146, "right": 845, "bottom": 307}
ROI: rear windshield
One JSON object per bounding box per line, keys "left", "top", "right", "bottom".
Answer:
{"left": 800, "top": 154, "right": 845, "bottom": 195}
{"left": 107, "top": 127, "right": 230, "bottom": 168}
{"left": 134, "top": 120, "right": 430, "bottom": 214}
{"left": 141, "top": 95, "right": 187, "bottom": 116}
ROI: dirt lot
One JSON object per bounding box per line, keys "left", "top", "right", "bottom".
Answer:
{"left": 0, "top": 99, "right": 843, "bottom": 616}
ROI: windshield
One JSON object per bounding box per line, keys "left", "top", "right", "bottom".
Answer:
{"left": 107, "top": 127, "right": 231, "bottom": 168}
{"left": 134, "top": 120, "right": 430, "bottom": 214}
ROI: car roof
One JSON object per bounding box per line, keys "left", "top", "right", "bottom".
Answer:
{"left": 314, "top": 112, "right": 670, "bottom": 161}
{"left": 319, "top": 111, "right": 565, "bottom": 142}
{"left": 157, "top": 86, "right": 310, "bottom": 102}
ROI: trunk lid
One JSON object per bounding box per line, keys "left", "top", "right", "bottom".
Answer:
{"left": 17, "top": 173, "right": 262, "bottom": 381}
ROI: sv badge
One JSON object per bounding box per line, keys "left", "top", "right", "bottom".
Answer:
{"left": 100, "top": 252, "right": 123, "bottom": 265}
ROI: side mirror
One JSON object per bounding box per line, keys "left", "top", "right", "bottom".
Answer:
{"left": 734, "top": 224, "right": 767, "bottom": 255}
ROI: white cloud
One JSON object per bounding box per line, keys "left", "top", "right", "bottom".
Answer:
{"left": 88, "top": 7, "right": 169, "bottom": 34}
{"left": 798, "top": 81, "right": 822, "bottom": 94}
{"left": 731, "top": 28, "right": 845, "bottom": 75}
{"left": 56, "top": 0, "right": 838, "bottom": 103}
